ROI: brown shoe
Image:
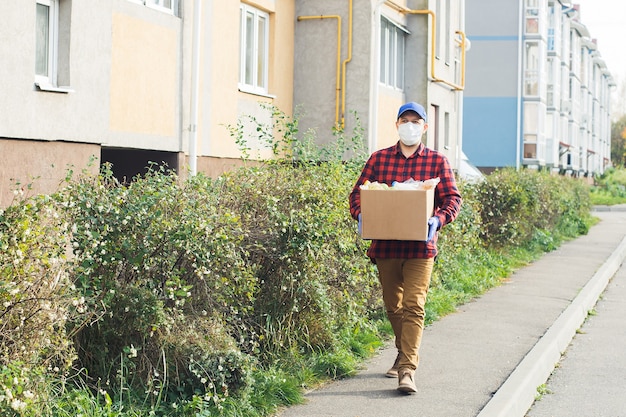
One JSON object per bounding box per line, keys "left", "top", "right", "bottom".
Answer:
{"left": 397, "top": 368, "right": 417, "bottom": 393}
{"left": 385, "top": 352, "right": 402, "bottom": 378}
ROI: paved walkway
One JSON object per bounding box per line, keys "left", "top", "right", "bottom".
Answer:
{"left": 275, "top": 209, "right": 626, "bottom": 417}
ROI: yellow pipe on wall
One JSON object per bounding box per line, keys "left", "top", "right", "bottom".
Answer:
{"left": 455, "top": 30, "right": 467, "bottom": 88}
{"left": 297, "top": 15, "right": 342, "bottom": 129}
{"left": 385, "top": 1, "right": 466, "bottom": 91}
{"left": 340, "top": 0, "right": 353, "bottom": 130}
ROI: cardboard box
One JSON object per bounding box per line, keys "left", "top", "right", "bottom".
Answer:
{"left": 360, "top": 188, "right": 434, "bottom": 240}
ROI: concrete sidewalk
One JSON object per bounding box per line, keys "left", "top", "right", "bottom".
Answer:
{"left": 275, "top": 209, "right": 626, "bottom": 417}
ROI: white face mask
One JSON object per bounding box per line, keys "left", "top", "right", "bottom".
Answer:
{"left": 397, "top": 122, "right": 424, "bottom": 146}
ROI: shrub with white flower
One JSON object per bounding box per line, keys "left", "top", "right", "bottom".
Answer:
{"left": 0, "top": 194, "right": 80, "bottom": 375}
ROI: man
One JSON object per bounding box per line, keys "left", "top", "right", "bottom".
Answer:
{"left": 349, "top": 102, "right": 462, "bottom": 393}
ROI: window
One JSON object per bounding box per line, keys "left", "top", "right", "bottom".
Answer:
{"left": 580, "top": 47, "right": 587, "bottom": 85}
{"left": 430, "top": 104, "right": 439, "bottom": 150}
{"left": 524, "top": 143, "right": 537, "bottom": 159}
{"left": 435, "top": 0, "right": 442, "bottom": 58}
{"left": 35, "top": 0, "right": 58, "bottom": 87}
{"left": 525, "top": 0, "right": 539, "bottom": 34}
{"left": 35, "top": 0, "right": 72, "bottom": 92}
{"left": 379, "top": 17, "right": 405, "bottom": 89}
{"left": 546, "top": 57, "right": 555, "bottom": 107}
{"left": 239, "top": 4, "right": 269, "bottom": 95}
{"left": 524, "top": 41, "right": 539, "bottom": 96}
{"left": 444, "top": 112, "right": 450, "bottom": 149}
{"left": 146, "top": 0, "right": 178, "bottom": 14}
{"left": 523, "top": 102, "right": 538, "bottom": 159}
{"left": 130, "top": 0, "right": 178, "bottom": 15}
{"left": 547, "top": 5, "right": 557, "bottom": 51}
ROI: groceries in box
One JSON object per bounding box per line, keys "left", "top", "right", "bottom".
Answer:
{"left": 360, "top": 177, "right": 440, "bottom": 191}
{"left": 359, "top": 178, "right": 438, "bottom": 241}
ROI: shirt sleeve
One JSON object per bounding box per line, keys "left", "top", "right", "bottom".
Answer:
{"left": 433, "top": 154, "right": 462, "bottom": 228}
{"left": 349, "top": 154, "right": 377, "bottom": 220}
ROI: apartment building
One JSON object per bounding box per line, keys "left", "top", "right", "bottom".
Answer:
{"left": 463, "top": 0, "right": 615, "bottom": 176}
{"left": 294, "top": 0, "right": 466, "bottom": 163}
{"left": 0, "top": 0, "right": 465, "bottom": 208}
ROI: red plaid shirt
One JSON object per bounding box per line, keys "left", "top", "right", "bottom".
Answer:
{"left": 349, "top": 142, "right": 462, "bottom": 259}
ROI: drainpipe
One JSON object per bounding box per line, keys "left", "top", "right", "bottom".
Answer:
{"left": 456, "top": 0, "right": 466, "bottom": 171}
{"left": 189, "top": 0, "right": 201, "bottom": 176}
{"left": 515, "top": 0, "right": 523, "bottom": 170}
{"left": 370, "top": 1, "right": 386, "bottom": 154}
{"left": 340, "top": 0, "right": 353, "bottom": 130}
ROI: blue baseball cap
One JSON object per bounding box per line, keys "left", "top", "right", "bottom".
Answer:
{"left": 397, "top": 102, "right": 427, "bottom": 122}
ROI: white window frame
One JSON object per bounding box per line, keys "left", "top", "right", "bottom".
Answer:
{"left": 128, "top": 0, "right": 178, "bottom": 16}
{"left": 35, "top": 0, "right": 58, "bottom": 88}
{"left": 379, "top": 16, "right": 406, "bottom": 90}
{"left": 435, "top": 0, "right": 442, "bottom": 58}
{"left": 239, "top": 4, "right": 270, "bottom": 95}
{"left": 523, "top": 40, "right": 540, "bottom": 97}
{"left": 525, "top": 8, "right": 539, "bottom": 34}
{"left": 145, "top": 0, "right": 178, "bottom": 15}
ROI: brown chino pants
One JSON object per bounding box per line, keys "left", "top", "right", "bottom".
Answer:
{"left": 375, "top": 257, "right": 434, "bottom": 371}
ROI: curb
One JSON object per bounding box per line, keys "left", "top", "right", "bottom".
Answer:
{"left": 476, "top": 235, "right": 626, "bottom": 417}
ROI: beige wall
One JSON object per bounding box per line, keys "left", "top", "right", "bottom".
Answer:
{"left": 193, "top": 156, "right": 263, "bottom": 179}
{"left": 267, "top": 1, "right": 295, "bottom": 116}
{"left": 202, "top": 0, "right": 295, "bottom": 161}
{"left": 204, "top": 0, "right": 240, "bottom": 157}
{"left": 109, "top": 13, "right": 178, "bottom": 137}
{"left": 0, "top": 139, "right": 100, "bottom": 209}
{"left": 376, "top": 89, "right": 405, "bottom": 150}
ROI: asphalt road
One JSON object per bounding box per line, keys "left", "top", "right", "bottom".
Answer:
{"left": 526, "top": 260, "right": 626, "bottom": 417}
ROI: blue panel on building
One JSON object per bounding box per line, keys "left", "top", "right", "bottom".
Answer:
{"left": 463, "top": 97, "right": 518, "bottom": 168}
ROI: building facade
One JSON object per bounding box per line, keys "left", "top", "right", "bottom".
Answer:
{"left": 0, "top": 0, "right": 465, "bottom": 208}
{"left": 463, "top": 0, "right": 614, "bottom": 176}
{"left": 294, "top": 0, "right": 466, "bottom": 166}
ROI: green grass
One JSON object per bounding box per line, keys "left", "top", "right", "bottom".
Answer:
{"left": 590, "top": 190, "right": 626, "bottom": 205}
{"left": 590, "top": 167, "right": 626, "bottom": 205}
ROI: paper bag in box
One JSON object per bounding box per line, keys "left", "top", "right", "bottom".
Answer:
{"left": 360, "top": 188, "right": 435, "bottom": 240}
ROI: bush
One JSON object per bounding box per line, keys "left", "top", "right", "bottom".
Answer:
{"left": 58, "top": 164, "right": 259, "bottom": 408}
{"left": 221, "top": 105, "right": 379, "bottom": 363}
{"left": 216, "top": 162, "right": 379, "bottom": 362}
{"left": 0, "top": 193, "right": 83, "bottom": 415}
{"left": 0, "top": 106, "right": 596, "bottom": 416}
{"left": 471, "top": 168, "right": 591, "bottom": 247}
